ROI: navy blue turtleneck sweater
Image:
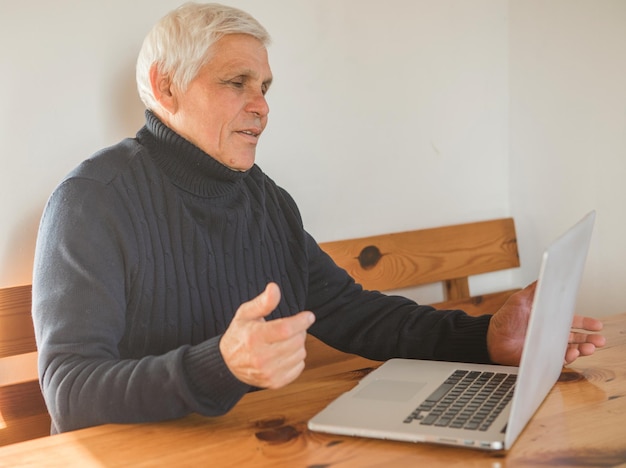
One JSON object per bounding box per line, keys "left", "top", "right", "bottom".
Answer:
{"left": 32, "top": 111, "right": 491, "bottom": 434}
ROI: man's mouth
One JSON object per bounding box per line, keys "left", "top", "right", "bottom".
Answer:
{"left": 239, "top": 129, "right": 261, "bottom": 138}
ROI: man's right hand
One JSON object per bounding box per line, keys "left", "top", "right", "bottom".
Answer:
{"left": 219, "top": 282, "right": 315, "bottom": 389}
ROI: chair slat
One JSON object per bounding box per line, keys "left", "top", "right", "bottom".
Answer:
{"left": 0, "top": 285, "right": 36, "bottom": 359}
{"left": 0, "top": 381, "right": 51, "bottom": 446}
{"left": 320, "top": 218, "right": 520, "bottom": 310}
{"left": 0, "top": 284, "right": 51, "bottom": 446}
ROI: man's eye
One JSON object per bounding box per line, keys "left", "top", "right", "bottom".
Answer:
{"left": 221, "top": 78, "right": 244, "bottom": 88}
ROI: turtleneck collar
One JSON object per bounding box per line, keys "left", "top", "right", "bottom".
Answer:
{"left": 137, "top": 110, "right": 250, "bottom": 198}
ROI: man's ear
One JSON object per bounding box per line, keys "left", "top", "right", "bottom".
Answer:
{"left": 150, "top": 64, "right": 178, "bottom": 113}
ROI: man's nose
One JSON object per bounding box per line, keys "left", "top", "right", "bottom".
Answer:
{"left": 247, "top": 92, "right": 270, "bottom": 118}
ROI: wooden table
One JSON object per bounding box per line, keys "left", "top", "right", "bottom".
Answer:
{"left": 1, "top": 313, "right": 625, "bottom": 467}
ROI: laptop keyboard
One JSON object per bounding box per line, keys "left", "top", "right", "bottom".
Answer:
{"left": 403, "top": 370, "right": 516, "bottom": 431}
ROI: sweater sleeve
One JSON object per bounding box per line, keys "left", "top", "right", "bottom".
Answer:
{"left": 32, "top": 176, "right": 249, "bottom": 434}
{"left": 303, "top": 233, "right": 493, "bottom": 364}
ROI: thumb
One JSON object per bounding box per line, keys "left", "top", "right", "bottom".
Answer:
{"left": 235, "top": 282, "right": 281, "bottom": 322}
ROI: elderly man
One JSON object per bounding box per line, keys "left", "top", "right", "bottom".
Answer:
{"left": 32, "top": 2, "right": 604, "bottom": 434}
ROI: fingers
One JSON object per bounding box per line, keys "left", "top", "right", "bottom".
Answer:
{"left": 564, "top": 341, "right": 600, "bottom": 365}
{"left": 568, "top": 330, "right": 606, "bottom": 347}
{"left": 262, "top": 311, "right": 315, "bottom": 344}
{"left": 234, "top": 282, "right": 314, "bottom": 341}
{"left": 243, "top": 331, "right": 309, "bottom": 389}
{"left": 232, "top": 282, "right": 314, "bottom": 340}
{"left": 577, "top": 342, "right": 600, "bottom": 356}
{"left": 253, "top": 310, "right": 315, "bottom": 387}
{"left": 236, "top": 315, "right": 312, "bottom": 389}
{"left": 234, "top": 282, "right": 281, "bottom": 322}
{"left": 567, "top": 315, "right": 606, "bottom": 362}
{"left": 571, "top": 314, "right": 604, "bottom": 332}
{"left": 220, "top": 283, "right": 316, "bottom": 389}
{"left": 564, "top": 321, "right": 607, "bottom": 365}
{"left": 564, "top": 347, "right": 581, "bottom": 365}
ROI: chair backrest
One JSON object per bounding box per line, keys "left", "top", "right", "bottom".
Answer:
{"left": 319, "top": 218, "right": 521, "bottom": 316}
{"left": 0, "top": 284, "right": 51, "bottom": 446}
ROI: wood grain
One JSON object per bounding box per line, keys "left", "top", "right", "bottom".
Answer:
{"left": 319, "top": 218, "right": 519, "bottom": 293}
{"left": 0, "top": 381, "right": 51, "bottom": 447}
{"left": 319, "top": 218, "right": 521, "bottom": 316}
{"left": 0, "top": 285, "right": 35, "bottom": 358}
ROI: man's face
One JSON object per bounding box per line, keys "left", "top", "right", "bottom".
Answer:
{"left": 166, "top": 34, "right": 273, "bottom": 171}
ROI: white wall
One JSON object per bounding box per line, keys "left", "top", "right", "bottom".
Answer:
{"left": 509, "top": 0, "right": 626, "bottom": 316}
{"left": 0, "top": 0, "right": 623, "bottom": 315}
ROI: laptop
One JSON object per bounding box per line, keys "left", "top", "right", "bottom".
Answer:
{"left": 308, "top": 211, "right": 596, "bottom": 451}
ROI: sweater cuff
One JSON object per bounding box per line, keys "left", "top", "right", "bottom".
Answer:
{"left": 443, "top": 313, "right": 493, "bottom": 364}
{"left": 183, "top": 335, "right": 250, "bottom": 414}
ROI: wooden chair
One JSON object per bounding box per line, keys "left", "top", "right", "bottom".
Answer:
{"left": 318, "top": 218, "right": 521, "bottom": 316}
{"left": 0, "top": 284, "right": 51, "bottom": 446}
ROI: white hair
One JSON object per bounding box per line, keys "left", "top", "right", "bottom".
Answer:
{"left": 136, "top": 2, "right": 271, "bottom": 110}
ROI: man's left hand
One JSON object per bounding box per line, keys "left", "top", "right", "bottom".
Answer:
{"left": 486, "top": 282, "right": 606, "bottom": 366}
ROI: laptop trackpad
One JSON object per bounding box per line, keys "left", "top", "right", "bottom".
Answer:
{"left": 354, "top": 379, "right": 427, "bottom": 402}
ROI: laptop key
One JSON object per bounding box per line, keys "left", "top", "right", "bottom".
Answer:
{"left": 424, "top": 383, "right": 454, "bottom": 403}
{"left": 420, "top": 414, "right": 439, "bottom": 426}
{"left": 435, "top": 417, "right": 452, "bottom": 427}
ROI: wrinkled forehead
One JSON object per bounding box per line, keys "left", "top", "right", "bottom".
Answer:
{"left": 205, "top": 34, "right": 273, "bottom": 81}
